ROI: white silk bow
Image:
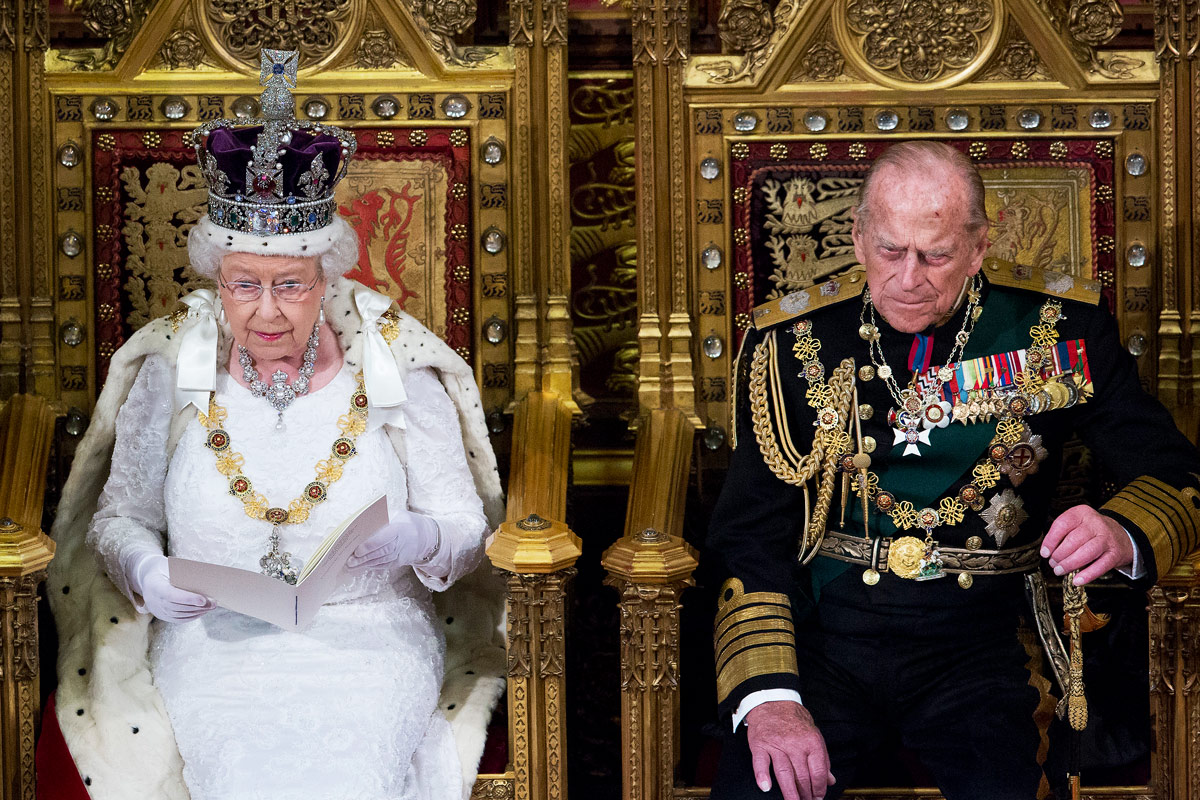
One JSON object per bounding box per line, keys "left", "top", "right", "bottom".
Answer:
{"left": 174, "top": 289, "right": 219, "bottom": 414}
{"left": 354, "top": 284, "right": 408, "bottom": 418}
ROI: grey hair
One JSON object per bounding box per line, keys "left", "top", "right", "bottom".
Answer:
{"left": 854, "top": 141, "right": 988, "bottom": 234}
{"left": 186, "top": 215, "right": 360, "bottom": 280}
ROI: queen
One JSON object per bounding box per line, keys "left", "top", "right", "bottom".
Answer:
{"left": 47, "top": 49, "right": 504, "bottom": 800}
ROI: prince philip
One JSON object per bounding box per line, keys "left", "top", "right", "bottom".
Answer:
{"left": 708, "top": 141, "right": 1200, "bottom": 800}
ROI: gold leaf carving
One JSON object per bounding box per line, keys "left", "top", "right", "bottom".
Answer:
{"left": 790, "top": 20, "right": 847, "bottom": 82}
{"left": 201, "top": 0, "right": 355, "bottom": 70}
{"left": 978, "top": 21, "right": 1052, "bottom": 81}
{"left": 56, "top": 0, "right": 148, "bottom": 69}
{"left": 407, "top": 0, "right": 495, "bottom": 67}
{"left": 355, "top": 29, "right": 409, "bottom": 69}
{"left": 718, "top": 0, "right": 774, "bottom": 52}
{"left": 158, "top": 29, "right": 211, "bottom": 70}
{"left": 699, "top": 0, "right": 804, "bottom": 84}
{"left": 843, "top": 0, "right": 995, "bottom": 83}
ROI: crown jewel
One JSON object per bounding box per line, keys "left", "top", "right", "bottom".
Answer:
{"left": 191, "top": 49, "right": 357, "bottom": 237}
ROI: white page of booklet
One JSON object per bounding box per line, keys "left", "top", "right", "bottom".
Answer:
{"left": 168, "top": 494, "right": 389, "bottom": 631}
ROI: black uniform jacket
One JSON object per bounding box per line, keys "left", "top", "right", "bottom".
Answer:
{"left": 708, "top": 258, "right": 1200, "bottom": 718}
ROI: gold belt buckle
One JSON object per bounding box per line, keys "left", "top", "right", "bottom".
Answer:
{"left": 886, "top": 535, "right": 945, "bottom": 580}
{"left": 886, "top": 536, "right": 926, "bottom": 579}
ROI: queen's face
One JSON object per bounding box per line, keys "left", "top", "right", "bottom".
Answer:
{"left": 218, "top": 252, "right": 325, "bottom": 363}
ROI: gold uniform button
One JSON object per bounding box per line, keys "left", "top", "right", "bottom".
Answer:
{"left": 958, "top": 573, "right": 974, "bottom": 589}
{"left": 858, "top": 365, "right": 876, "bottom": 381}
{"left": 966, "top": 535, "right": 983, "bottom": 550}
{"left": 858, "top": 403, "right": 874, "bottom": 421}
{"left": 862, "top": 436, "right": 877, "bottom": 454}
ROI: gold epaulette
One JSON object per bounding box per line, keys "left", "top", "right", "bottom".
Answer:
{"left": 713, "top": 578, "right": 798, "bottom": 703}
{"left": 751, "top": 270, "right": 867, "bottom": 331}
{"left": 982, "top": 257, "right": 1102, "bottom": 306}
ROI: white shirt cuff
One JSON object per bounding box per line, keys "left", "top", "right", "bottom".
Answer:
{"left": 1117, "top": 526, "right": 1147, "bottom": 580}
{"left": 732, "top": 688, "right": 803, "bottom": 731}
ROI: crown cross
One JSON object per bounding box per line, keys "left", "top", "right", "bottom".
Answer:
{"left": 259, "top": 49, "right": 299, "bottom": 121}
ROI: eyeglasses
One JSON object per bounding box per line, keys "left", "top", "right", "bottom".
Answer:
{"left": 219, "top": 274, "right": 319, "bottom": 303}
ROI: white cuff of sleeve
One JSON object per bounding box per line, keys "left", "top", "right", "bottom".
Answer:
{"left": 732, "top": 688, "right": 803, "bottom": 731}
{"left": 1117, "top": 527, "right": 1147, "bottom": 580}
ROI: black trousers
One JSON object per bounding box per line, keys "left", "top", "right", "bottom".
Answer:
{"left": 713, "top": 602, "right": 1051, "bottom": 800}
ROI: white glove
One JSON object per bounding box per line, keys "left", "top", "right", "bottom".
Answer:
{"left": 347, "top": 510, "right": 441, "bottom": 572}
{"left": 129, "top": 553, "right": 216, "bottom": 623}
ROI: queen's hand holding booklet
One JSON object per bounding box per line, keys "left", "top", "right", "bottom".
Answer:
{"left": 168, "top": 495, "right": 389, "bottom": 630}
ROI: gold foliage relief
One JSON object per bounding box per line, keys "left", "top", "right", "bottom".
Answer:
{"left": 120, "top": 163, "right": 209, "bottom": 329}
{"left": 841, "top": 0, "right": 998, "bottom": 84}
{"left": 199, "top": 0, "right": 357, "bottom": 70}
{"left": 978, "top": 19, "right": 1053, "bottom": 81}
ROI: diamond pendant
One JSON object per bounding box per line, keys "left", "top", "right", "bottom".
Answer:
{"left": 259, "top": 526, "right": 298, "bottom": 584}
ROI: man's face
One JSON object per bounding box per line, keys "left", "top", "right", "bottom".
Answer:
{"left": 852, "top": 166, "right": 988, "bottom": 334}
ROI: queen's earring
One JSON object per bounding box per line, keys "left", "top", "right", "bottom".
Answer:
{"left": 218, "top": 305, "right": 227, "bottom": 325}
{"left": 318, "top": 296, "right": 325, "bottom": 326}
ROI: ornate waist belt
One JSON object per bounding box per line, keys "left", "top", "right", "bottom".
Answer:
{"left": 817, "top": 528, "right": 1042, "bottom": 580}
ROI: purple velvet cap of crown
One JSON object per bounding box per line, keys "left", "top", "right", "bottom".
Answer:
{"left": 204, "top": 126, "right": 342, "bottom": 198}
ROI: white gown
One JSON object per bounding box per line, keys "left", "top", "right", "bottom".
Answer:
{"left": 87, "top": 355, "right": 488, "bottom": 800}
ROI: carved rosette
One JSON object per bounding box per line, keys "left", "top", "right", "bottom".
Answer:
{"left": 159, "top": 29, "right": 209, "bottom": 70}
{"left": 1067, "top": 0, "right": 1122, "bottom": 45}
{"left": 355, "top": 29, "right": 403, "bottom": 69}
{"left": 800, "top": 41, "right": 846, "bottom": 81}
{"left": 718, "top": 0, "right": 775, "bottom": 52}
{"left": 978, "top": 23, "right": 1051, "bottom": 81}
{"left": 419, "top": 0, "right": 475, "bottom": 36}
{"left": 837, "top": 0, "right": 1002, "bottom": 87}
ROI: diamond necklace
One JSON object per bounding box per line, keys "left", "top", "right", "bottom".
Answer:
{"left": 858, "top": 274, "right": 982, "bottom": 456}
{"left": 238, "top": 323, "right": 320, "bottom": 430}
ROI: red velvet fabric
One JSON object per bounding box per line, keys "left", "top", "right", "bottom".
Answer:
{"left": 36, "top": 694, "right": 89, "bottom": 800}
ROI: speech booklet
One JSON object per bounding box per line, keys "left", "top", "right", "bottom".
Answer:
{"left": 168, "top": 494, "right": 389, "bottom": 631}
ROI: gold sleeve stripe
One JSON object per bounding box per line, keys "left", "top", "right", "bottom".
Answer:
{"left": 716, "top": 642, "right": 800, "bottom": 704}
{"left": 715, "top": 616, "right": 796, "bottom": 661}
{"left": 714, "top": 600, "right": 793, "bottom": 642}
{"left": 1122, "top": 478, "right": 1198, "bottom": 556}
{"left": 714, "top": 579, "right": 799, "bottom": 703}
{"left": 1102, "top": 476, "right": 1200, "bottom": 576}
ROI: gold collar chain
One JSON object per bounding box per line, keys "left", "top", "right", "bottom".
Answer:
{"left": 752, "top": 295, "right": 1066, "bottom": 583}
{"left": 857, "top": 275, "right": 983, "bottom": 456}
{"left": 199, "top": 371, "right": 369, "bottom": 583}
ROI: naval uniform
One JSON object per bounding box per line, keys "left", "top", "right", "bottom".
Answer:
{"left": 707, "top": 259, "right": 1200, "bottom": 799}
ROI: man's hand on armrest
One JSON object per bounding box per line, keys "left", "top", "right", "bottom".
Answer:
{"left": 744, "top": 700, "right": 836, "bottom": 800}
{"left": 1041, "top": 504, "right": 1135, "bottom": 585}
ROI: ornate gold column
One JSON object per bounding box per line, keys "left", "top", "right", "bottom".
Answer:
{"left": 487, "top": 391, "right": 581, "bottom": 800}
{"left": 1147, "top": 557, "right": 1200, "bottom": 800}
{"left": 630, "top": 0, "right": 699, "bottom": 423}
{"left": 0, "top": 394, "right": 58, "bottom": 800}
{"left": 1154, "top": 0, "right": 1200, "bottom": 435}
{"left": 509, "top": 0, "right": 579, "bottom": 411}
{"left": 0, "top": 0, "right": 23, "bottom": 397}
{"left": 602, "top": 409, "right": 698, "bottom": 799}
{"left": 8, "top": 0, "right": 52, "bottom": 400}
